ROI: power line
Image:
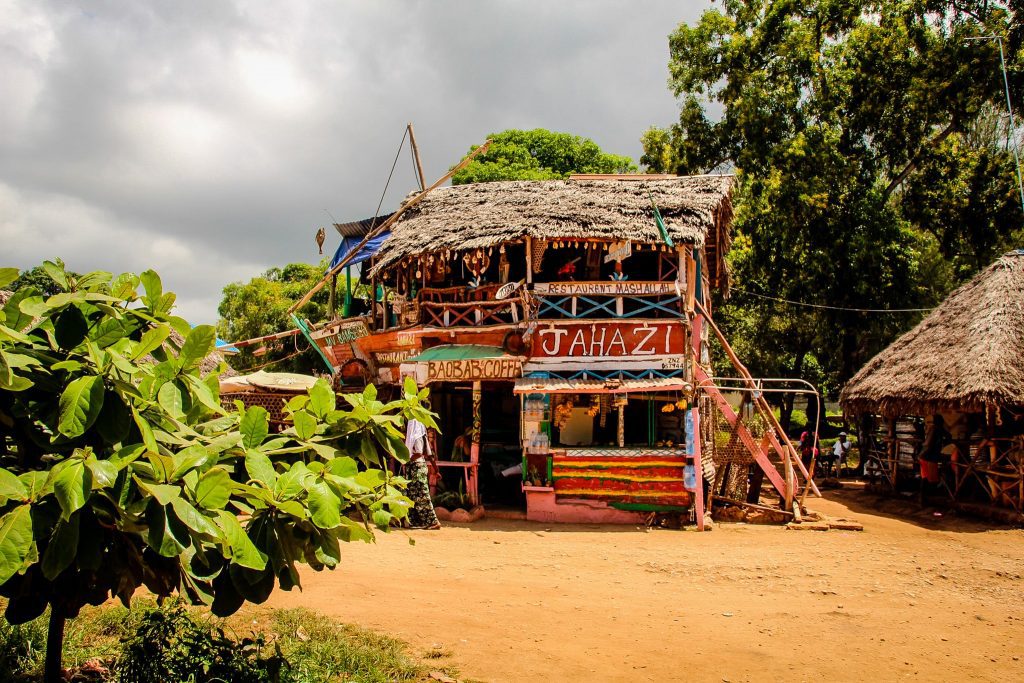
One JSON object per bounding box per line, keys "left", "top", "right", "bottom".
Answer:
{"left": 731, "top": 287, "right": 933, "bottom": 313}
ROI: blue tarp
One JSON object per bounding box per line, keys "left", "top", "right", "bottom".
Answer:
{"left": 329, "top": 231, "right": 391, "bottom": 270}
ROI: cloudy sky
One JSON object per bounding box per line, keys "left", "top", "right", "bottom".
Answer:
{"left": 1, "top": 1, "right": 711, "bottom": 324}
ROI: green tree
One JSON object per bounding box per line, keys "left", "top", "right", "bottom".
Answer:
{"left": 0, "top": 262, "right": 432, "bottom": 681}
{"left": 8, "top": 261, "right": 80, "bottom": 298}
{"left": 218, "top": 262, "right": 363, "bottom": 374}
{"left": 644, "top": 1, "right": 1024, "bottom": 412}
{"left": 452, "top": 128, "right": 636, "bottom": 184}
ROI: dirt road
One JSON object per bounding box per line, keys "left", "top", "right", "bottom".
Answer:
{"left": 264, "top": 489, "right": 1024, "bottom": 682}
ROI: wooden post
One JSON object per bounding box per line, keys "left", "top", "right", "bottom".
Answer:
{"left": 344, "top": 265, "right": 353, "bottom": 317}
{"left": 525, "top": 237, "right": 533, "bottom": 284}
{"left": 691, "top": 406, "right": 705, "bottom": 531}
{"left": 470, "top": 381, "right": 482, "bottom": 506}
{"left": 328, "top": 272, "right": 337, "bottom": 319}
{"left": 407, "top": 122, "right": 427, "bottom": 191}
{"left": 617, "top": 403, "right": 625, "bottom": 448}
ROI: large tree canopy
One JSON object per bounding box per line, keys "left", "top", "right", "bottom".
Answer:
{"left": 644, "top": 1, "right": 1024, "bottom": 411}
{"left": 452, "top": 128, "right": 635, "bottom": 184}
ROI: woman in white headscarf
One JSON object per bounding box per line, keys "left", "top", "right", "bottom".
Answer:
{"left": 404, "top": 417, "right": 440, "bottom": 529}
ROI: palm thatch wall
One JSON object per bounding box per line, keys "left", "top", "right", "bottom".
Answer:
{"left": 369, "top": 175, "right": 734, "bottom": 283}
{"left": 841, "top": 250, "right": 1024, "bottom": 416}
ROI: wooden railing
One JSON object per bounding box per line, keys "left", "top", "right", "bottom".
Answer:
{"left": 419, "top": 300, "right": 521, "bottom": 328}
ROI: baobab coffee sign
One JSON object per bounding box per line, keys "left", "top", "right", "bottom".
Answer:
{"left": 530, "top": 321, "right": 685, "bottom": 360}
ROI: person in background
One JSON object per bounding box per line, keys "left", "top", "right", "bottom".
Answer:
{"left": 404, "top": 417, "right": 441, "bottom": 530}
{"left": 833, "top": 432, "right": 852, "bottom": 477}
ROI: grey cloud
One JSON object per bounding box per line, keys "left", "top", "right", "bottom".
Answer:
{"left": 1, "top": 0, "right": 710, "bottom": 323}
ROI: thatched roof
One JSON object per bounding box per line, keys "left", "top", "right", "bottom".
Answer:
{"left": 369, "top": 175, "right": 734, "bottom": 277}
{"left": 841, "top": 250, "right": 1024, "bottom": 416}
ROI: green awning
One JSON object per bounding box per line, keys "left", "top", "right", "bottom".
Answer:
{"left": 407, "top": 344, "right": 506, "bottom": 362}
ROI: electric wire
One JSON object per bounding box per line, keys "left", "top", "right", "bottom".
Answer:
{"left": 731, "top": 287, "right": 933, "bottom": 313}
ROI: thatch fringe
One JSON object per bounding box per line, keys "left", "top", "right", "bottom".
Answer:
{"left": 841, "top": 250, "right": 1024, "bottom": 416}
{"left": 370, "top": 176, "right": 735, "bottom": 280}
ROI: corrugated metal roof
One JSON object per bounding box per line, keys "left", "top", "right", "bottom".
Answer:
{"left": 333, "top": 213, "right": 394, "bottom": 238}
{"left": 408, "top": 344, "right": 507, "bottom": 362}
{"left": 513, "top": 377, "right": 691, "bottom": 394}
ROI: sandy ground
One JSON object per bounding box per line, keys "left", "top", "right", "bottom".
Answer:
{"left": 263, "top": 488, "right": 1024, "bottom": 682}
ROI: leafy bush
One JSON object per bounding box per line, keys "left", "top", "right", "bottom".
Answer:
{"left": 115, "top": 600, "right": 281, "bottom": 683}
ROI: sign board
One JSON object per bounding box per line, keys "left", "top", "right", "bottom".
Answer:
{"left": 422, "top": 357, "right": 522, "bottom": 383}
{"left": 310, "top": 319, "right": 369, "bottom": 345}
{"left": 532, "top": 281, "right": 678, "bottom": 297}
{"left": 495, "top": 280, "right": 524, "bottom": 300}
{"left": 603, "top": 240, "right": 632, "bottom": 263}
{"left": 396, "top": 331, "right": 418, "bottom": 347}
{"left": 373, "top": 349, "right": 416, "bottom": 366}
{"left": 531, "top": 321, "right": 685, "bottom": 359}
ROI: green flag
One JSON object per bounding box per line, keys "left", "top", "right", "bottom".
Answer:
{"left": 649, "top": 193, "right": 674, "bottom": 248}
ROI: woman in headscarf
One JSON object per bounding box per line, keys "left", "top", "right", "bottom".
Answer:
{"left": 404, "top": 417, "right": 441, "bottom": 530}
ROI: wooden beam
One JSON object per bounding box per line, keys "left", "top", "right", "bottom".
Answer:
{"left": 407, "top": 122, "right": 427, "bottom": 191}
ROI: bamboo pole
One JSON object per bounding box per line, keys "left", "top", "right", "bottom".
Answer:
{"left": 288, "top": 139, "right": 492, "bottom": 315}
{"left": 407, "top": 122, "right": 427, "bottom": 191}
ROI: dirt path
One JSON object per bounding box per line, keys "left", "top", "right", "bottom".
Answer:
{"left": 264, "top": 489, "right": 1024, "bottom": 682}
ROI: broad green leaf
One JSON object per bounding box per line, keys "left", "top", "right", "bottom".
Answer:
{"left": 157, "top": 381, "right": 184, "bottom": 417}
{"left": 183, "top": 374, "right": 223, "bottom": 415}
{"left": 58, "top": 375, "right": 105, "bottom": 437}
{"left": 75, "top": 270, "right": 113, "bottom": 290}
{"left": 355, "top": 469, "right": 387, "bottom": 488}
{"left": 372, "top": 509, "right": 392, "bottom": 529}
{"left": 0, "top": 267, "right": 18, "bottom": 289}
{"left": 178, "top": 325, "right": 216, "bottom": 370}
{"left": 54, "top": 306, "right": 89, "bottom": 350}
{"left": 41, "top": 515, "right": 80, "bottom": 580}
{"left": 131, "top": 325, "right": 171, "bottom": 361}
{"left": 85, "top": 457, "right": 119, "bottom": 488}
{"left": 95, "top": 393, "right": 132, "bottom": 445}
{"left": 292, "top": 411, "right": 316, "bottom": 440}
{"left": 276, "top": 500, "right": 307, "bottom": 519}
{"left": 308, "top": 380, "right": 335, "bottom": 418}
{"left": 170, "top": 444, "right": 209, "bottom": 480}
{"left": 284, "top": 394, "right": 309, "bottom": 413}
{"left": 301, "top": 440, "right": 340, "bottom": 460}
{"left": 274, "top": 463, "right": 309, "bottom": 500}
{"left": 19, "top": 471, "right": 52, "bottom": 501}
{"left": 245, "top": 450, "right": 277, "bottom": 487}
{"left": 132, "top": 408, "right": 159, "bottom": 454}
{"left": 325, "top": 456, "right": 358, "bottom": 478}
{"left": 139, "top": 269, "right": 162, "bottom": 305}
{"left": 215, "top": 511, "right": 266, "bottom": 570}
{"left": 52, "top": 360, "right": 83, "bottom": 372}
{"left": 89, "top": 318, "right": 127, "bottom": 349}
{"left": 0, "top": 505, "right": 34, "bottom": 584}
{"left": 2, "top": 290, "right": 37, "bottom": 332}
{"left": 110, "top": 272, "right": 140, "bottom": 300}
{"left": 315, "top": 532, "right": 341, "bottom": 567}
{"left": 136, "top": 479, "right": 183, "bottom": 506}
{"left": 170, "top": 496, "right": 220, "bottom": 537}
{"left": 240, "top": 406, "right": 270, "bottom": 450}
{"left": 42, "top": 260, "right": 69, "bottom": 289}
{"left": 0, "top": 468, "right": 27, "bottom": 503}
{"left": 194, "top": 468, "right": 232, "bottom": 510}
{"left": 146, "top": 501, "right": 187, "bottom": 557}
{"left": 53, "top": 461, "right": 91, "bottom": 520}
{"left": 306, "top": 479, "right": 342, "bottom": 529}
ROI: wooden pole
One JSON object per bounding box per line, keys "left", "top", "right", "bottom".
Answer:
{"left": 470, "top": 381, "right": 482, "bottom": 506}
{"left": 691, "top": 406, "right": 705, "bottom": 531}
{"left": 288, "top": 139, "right": 492, "bottom": 314}
{"left": 525, "top": 236, "right": 534, "bottom": 284}
{"left": 407, "top": 122, "right": 427, "bottom": 191}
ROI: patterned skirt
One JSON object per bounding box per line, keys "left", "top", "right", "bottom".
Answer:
{"left": 405, "top": 459, "right": 440, "bottom": 528}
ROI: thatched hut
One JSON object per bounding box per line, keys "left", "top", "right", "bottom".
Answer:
{"left": 841, "top": 250, "right": 1024, "bottom": 515}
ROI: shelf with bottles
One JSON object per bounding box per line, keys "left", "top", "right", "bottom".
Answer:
{"left": 522, "top": 397, "right": 550, "bottom": 423}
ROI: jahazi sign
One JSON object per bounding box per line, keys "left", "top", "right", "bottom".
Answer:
{"left": 532, "top": 321, "right": 685, "bottom": 359}
{"left": 532, "top": 281, "right": 678, "bottom": 297}
{"left": 424, "top": 357, "right": 522, "bottom": 382}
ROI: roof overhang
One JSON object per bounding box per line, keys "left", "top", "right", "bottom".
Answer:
{"left": 513, "top": 377, "right": 692, "bottom": 395}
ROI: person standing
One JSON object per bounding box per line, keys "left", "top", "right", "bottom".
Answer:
{"left": 832, "top": 432, "right": 852, "bottom": 477}
{"left": 404, "top": 417, "right": 441, "bottom": 530}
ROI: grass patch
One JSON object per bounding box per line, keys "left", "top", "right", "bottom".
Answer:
{"left": 0, "top": 600, "right": 459, "bottom": 683}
